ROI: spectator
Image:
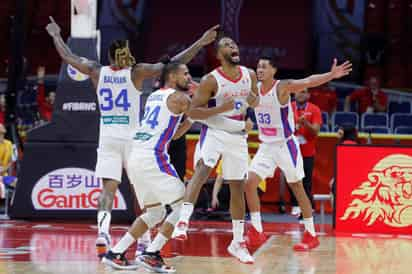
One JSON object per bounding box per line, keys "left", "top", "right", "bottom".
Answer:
{"left": 309, "top": 83, "right": 337, "bottom": 115}
{"left": 0, "top": 124, "right": 13, "bottom": 176}
{"left": 289, "top": 88, "right": 322, "bottom": 216}
{"left": 344, "top": 76, "right": 387, "bottom": 114}
{"left": 330, "top": 124, "right": 359, "bottom": 207}
{"left": 36, "top": 66, "right": 55, "bottom": 121}
{"left": 337, "top": 124, "right": 359, "bottom": 144}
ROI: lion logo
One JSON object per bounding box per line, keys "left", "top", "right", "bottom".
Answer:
{"left": 340, "top": 154, "right": 412, "bottom": 227}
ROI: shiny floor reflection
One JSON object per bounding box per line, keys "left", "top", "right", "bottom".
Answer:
{"left": 0, "top": 220, "right": 410, "bottom": 274}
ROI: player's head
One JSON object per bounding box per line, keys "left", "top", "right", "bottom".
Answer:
{"left": 257, "top": 55, "right": 277, "bottom": 82}
{"left": 108, "top": 40, "right": 136, "bottom": 68}
{"left": 295, "top": 88, "right": 310, "bottom": 104}
{"left": 216, "top": 37, "right": 240, "bottom": 66}
{"left": 160, "top": 61, "right": 191, "bottom": 91}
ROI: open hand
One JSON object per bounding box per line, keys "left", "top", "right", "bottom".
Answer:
{"left": 330, "top": 58, "right": 352, "bottom": 79}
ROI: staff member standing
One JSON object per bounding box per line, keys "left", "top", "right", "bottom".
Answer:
{"left": 289, "top": 88, "right": 322, "bottom": 216}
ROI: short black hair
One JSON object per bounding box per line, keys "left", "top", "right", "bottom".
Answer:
{"left": 259, "top": 54, "right": 278, "bottom": 68}
{"left": 108, "top": 40, "right": 128, "bottom": 61}
{"left": 216, "top": 35, "right": 234, "bottom": 50}
{"left": 160, "top": 61, "right": 184, "bottom": 87}
{"left": 339, "top": 123, "right": 359, "bottom": 143}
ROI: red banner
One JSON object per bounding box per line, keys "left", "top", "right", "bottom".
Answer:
{"left": 335, "top": 145, "right": 412, "bottom": 235}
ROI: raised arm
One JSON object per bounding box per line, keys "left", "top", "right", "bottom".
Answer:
{"left": 46, "top": 17, "right": 100, "bottom": 86}
{"left": 246, "top": 69, "right": 259, "bottom": 108}
{"left": 131, "top": 25, "right": 220, "bottom": 89}
{"left": 277, "top": 59, "right": 352, "bottom": 104}
{"left": 188, "top": 75, "right": 234, "bottom": 120}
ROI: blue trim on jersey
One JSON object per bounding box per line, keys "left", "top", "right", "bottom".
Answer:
{"left": 286, "top": 138, "right": 298, "bottom": 167}
{"left": 280, "top": 106, "right": 292, "bottom": 138}
{"left": 199, "top": 125, "right": 208, "bottom": 149}
{"left": 154, "top": 116, "right": 179, "bottom": 177}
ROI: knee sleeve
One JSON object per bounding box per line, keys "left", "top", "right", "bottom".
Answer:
{"left": 164, "top": 200, "right": 183, "bottom": 226}
{"left": 140, "top": 206, "right": 167, "bottom": 228}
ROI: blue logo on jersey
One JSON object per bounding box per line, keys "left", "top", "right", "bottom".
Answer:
{"left": 99, "top": 88, "right": 131, "bottom": 111}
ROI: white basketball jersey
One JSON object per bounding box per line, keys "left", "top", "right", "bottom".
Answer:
{"left": 255, "top": 80, "right": 295, "bottom": 143}
{"left": 133, "top": 88, "right": 183, "bottom": 152}
{"left": 209, "top": 66, "right": 252, "bottom": 123}
{"left": 96, "top": 66, "right": 141, "bottom": 139}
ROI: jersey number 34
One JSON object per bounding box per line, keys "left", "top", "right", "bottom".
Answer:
{"left": 99, "top": 88, "right": 131, "bottom": 111}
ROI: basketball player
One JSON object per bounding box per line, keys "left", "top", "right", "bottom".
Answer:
{"left": 173, "top": 37, "right": 260, "bottom": 264}
{"left": 102, "top": 61, "right": 192, "bottom": 272}
{"left": 245, "top": 55, "right": 352, "bottom": 251}
{"left": 46, "top": 17, "right": 219, "bottom": 257}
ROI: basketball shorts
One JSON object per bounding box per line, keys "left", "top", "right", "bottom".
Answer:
{"left": 198, "top": 128, "right": 248, "bottom": 181}
{"left": 95, "top": 136, "right": 131, "bottom": 182}
{"left": 127, "top": 146, "right": 185, "bottom": 208}
{"left": 249, "top": 136, "right": 305, "bottom": 183}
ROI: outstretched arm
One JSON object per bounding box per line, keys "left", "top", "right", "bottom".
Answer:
{"left": 132, "top": 25, "right": 220, "bottom": 89}
{"left": 277, "top": 59, "right": 352, "bottom": 103}
{"left": 46, "top": 17, "right": 100, "bottom": 86}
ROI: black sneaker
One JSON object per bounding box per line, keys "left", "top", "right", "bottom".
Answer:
{"left": 101, "top": 250, "right": 139, "bottom": 270}
{"left": 137, "top": 251, "right": 176, "bottom": 273}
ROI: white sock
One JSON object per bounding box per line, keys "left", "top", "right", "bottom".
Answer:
{"left": 180, "top": 202, "right": 194, "bottom": 223}
{"left": 250, "top": 212, "right": 263, "bottom": 233}
{"left": 303, "top": 217, "right": 316, "bottom": 237}
{"left": 232, "top": 220, "right": 245, "bottom": 243}
{"left": 138, "top": 230, "right": 151, "bottom": 245}
{"left": 97, "top": 211, "right": 111, "bottom": 235}
{"left": 146, "top": 233, "right": 168, "bottom": 253}
{"left": 112, "top": 232, "right": 136, "bottom": 253}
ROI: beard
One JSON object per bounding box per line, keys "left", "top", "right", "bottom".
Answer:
{"left": 223, "top": 54, "right": 240, "bottom": 65}
{"left": 176, "top": 82, "right": 189, "bottom": 91}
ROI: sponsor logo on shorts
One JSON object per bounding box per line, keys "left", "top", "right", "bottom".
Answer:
{"left": 134, "top": 132, "right": 153, "bottom": 141}
{"left": 206, "top": 158, "right": 216, "bottom": 165}
{"left": 31, "top": 168, "right": 127, "bottom": 210}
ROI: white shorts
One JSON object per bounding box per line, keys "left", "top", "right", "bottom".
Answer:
{"left": 95, "top": 136, "right": 131, "bottom": 182}
{"left": 127, "top": 147, "right": 185, "bottom": 208}
{"left": 249, "top": 136, "right": 305, "bottom": 183}
{"left": 199, "top": 128, "right": 248, "bottom": 180}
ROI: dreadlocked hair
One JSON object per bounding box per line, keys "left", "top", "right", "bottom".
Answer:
{"left": 108, "top": 40, "right": 136, "bottom": 67}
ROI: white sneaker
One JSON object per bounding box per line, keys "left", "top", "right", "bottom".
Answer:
{"left": 291, "top": 206, "right": 301, "bottom": 216}
{"left": 135, "top": 241, "right": 149, "bottom": 258}
{"left": 227, "top": 241, "right": 254, "bottom": 264}
{"left": 96, "top": 233, "right": 111, "bottom": 258}
{"left": 171, "top": 221, "right": 188, "bottom": 241}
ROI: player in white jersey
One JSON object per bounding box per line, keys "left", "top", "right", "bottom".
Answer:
{"left": 173, "top": 37, "right": 259, "bottom": 264}
{"left": 46, "top": 18, "right": 219, "bottom": 257}
{"left": 245, "top": 55, "right": 352, "bottom": 251}
{"left": 102, "top": 61, "right": 192, "bottom": 272}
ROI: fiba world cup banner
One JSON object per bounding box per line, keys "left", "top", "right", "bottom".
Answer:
{"left": 335, "top": 145, "right": 412, "bottom": 235}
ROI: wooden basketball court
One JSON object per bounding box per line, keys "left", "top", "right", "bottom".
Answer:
{"left": 0, "top": 220, "right": 411, "bottom": 274}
